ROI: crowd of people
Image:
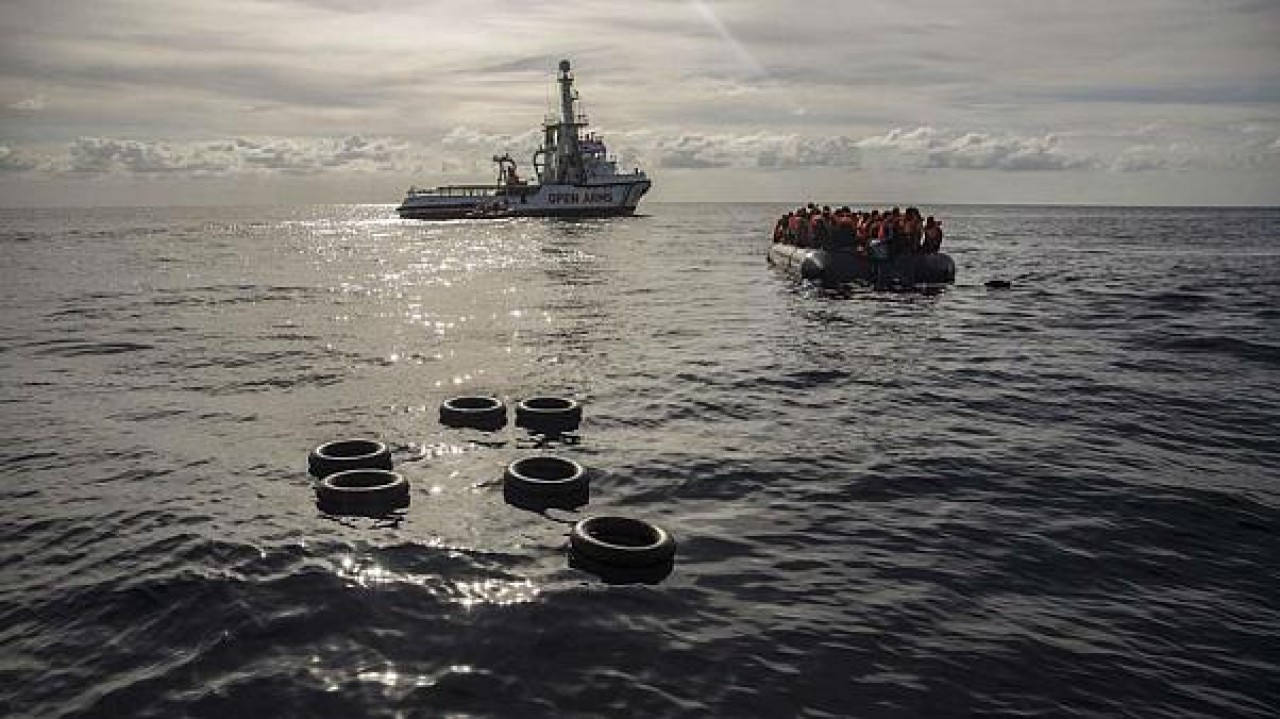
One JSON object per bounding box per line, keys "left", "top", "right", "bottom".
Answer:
{"left": 772, "top": 204, "right": 944, "bottom": 258}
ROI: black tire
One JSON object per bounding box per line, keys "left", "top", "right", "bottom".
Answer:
{"left": 569, "top": 516, "right": 676, "bottom": 568}
{"left": 515, "top": 396, "right": 582, "bottom": 433}
{"left": 315, "top": 469, "right": 410, "bottom": 514}
{"left": 504, "top": 455, "right": 588, "bottom": 496}
{"left": 440, "top": 396, "right": 507, "bottom": 430}
{"left": 308, "top": 438, "right": 393, "bottom": 479}
{"left": 568, "top": 551, "right": 673, "bottom": 585}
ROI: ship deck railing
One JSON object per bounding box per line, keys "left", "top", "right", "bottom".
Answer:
{"left": 405, "top": 185, "right": 499, "bottom": 198}
{"left": 543, "top": 114, "right": 590, "bottom": 128}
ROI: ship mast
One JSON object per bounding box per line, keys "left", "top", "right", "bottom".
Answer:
{"left": 552, "top": 59, "right": 584, "bottom": 184}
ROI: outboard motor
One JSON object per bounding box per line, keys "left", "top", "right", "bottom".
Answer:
{"left": 913, "top": 254, "right": 956, "bottom": 284}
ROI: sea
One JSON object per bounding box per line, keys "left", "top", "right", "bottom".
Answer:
{"left": 1, "top": 203, "right": 1277, "bottom": 719}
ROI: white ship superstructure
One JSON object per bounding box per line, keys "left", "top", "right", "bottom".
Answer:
{"left": 397, "top": 60, "right": 651, "bottom": 220}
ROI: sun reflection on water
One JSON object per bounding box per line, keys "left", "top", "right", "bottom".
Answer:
{"left": 333, "top": 554, "right": 540, "bottom": 607}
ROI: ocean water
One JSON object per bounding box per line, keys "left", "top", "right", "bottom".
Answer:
{"left": 1, "top": 203, "right": 1277, "bottom": 718}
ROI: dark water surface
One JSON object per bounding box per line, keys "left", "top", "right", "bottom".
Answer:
{"left": 2, "top": 203, "right": 1278, "bottom": 718}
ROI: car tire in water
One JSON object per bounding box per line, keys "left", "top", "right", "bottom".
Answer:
{"left": 569, "top": 516, "right": 676, "bottom": 568}
{"left": 308, "top": 438, "right": 393, "bottom": 479}
{"left": 315, "top": 469, "right": 410, "bottom": 514}
{"left": 515, "top": 396, "right": 582, "bottom": 433}
{"left": 504, "top": 455, "right": 587, "bottom": 496}
{"left": 440, "top": 396, "right": 507, "bottom": 430}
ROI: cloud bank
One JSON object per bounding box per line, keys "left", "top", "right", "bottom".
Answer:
{"left": 856, "top": 127, "right": 1092, "bottom": 171}
{"left": 38, "top": 136, "right": 414, "bottom": 176}
{"left": 9, "top": 126, "right": 1274, "bottom": 183}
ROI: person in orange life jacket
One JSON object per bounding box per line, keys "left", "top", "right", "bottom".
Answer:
{"left": 787, "top": 210, "right": 805, "bottom": 246}
{"left": 852, "top": 211, "right": 870, "bottom": 254}
{"left": 922, "top": 216, "right": 943, "bottom": 253}
{"left": 901, "top": 207, "right": 923, "bottom": 254}
{"left": 832, "top": 206, "right": 856, "bottom": 248}
{"left": 797, "top": 203, "right": 814, "bottom": 246}
{"left": 811, "top": 206, "right": 832, "bottom": 247}
{"left": 893, "top": 209, "right": 905, "bottom": 252}
{"left": 877, "top": 207, "right": 899, "bottom": 256}
{"left": 866, "top": 210, "right": 882, "bottom": 246}
{"left": 878, "top": 208, "right": 896, "bottom": 239}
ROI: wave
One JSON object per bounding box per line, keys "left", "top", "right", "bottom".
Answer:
{"left": 1154, "top": 334, "right": 1280, "bottom": 365}
{"left": 29, "top": 340, "right": 155, "bottom": 357}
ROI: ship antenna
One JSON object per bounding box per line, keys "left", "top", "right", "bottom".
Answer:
{"left": 554, "top": 58, "right": 582, "bottom": 183}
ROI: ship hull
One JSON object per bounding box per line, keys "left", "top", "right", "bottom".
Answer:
{"left": 396, "top": 204, "right": 643, "bottom": 221}
{"left": 397, "top": 181, "right": 650, "bottom": 221}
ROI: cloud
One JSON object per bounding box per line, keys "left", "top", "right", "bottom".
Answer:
{"left": 858, "top": 127, "right": 1093, "bottom": 171}
{"left": 61, "top": 135, "right": 413, "bottom": 176}
{"left": 6, "top": 95, "right": 46, "bottom": 111}
{"left": 1229, "top": 136, "right": 1280, "bottom": 170}
{"left": 652, "top": 133, "right": 734, "bottom": 168}
{"left": 69, "top": 137, "right": 237, "bottom": 175}
{"left": 4, "top": 123, "right": 1275, "bottom": 185}
{"left": 856, "top": 127, "right": 938, "bottom": 154}
{"left": 1111, "top": 145, "right": 1187, "bottom": 172}
{"left": 0, "top": 145, "right": 44, "bottom": 172}
{"left": 646, "top": 131, "right": 861, "bottom": 170}
{"left": 1108, "top": 134, "right": 1280, "bottom": 172}
{"left": 929, "top": 133, "right": 1091, "bottom": 171}
{"left": 441, "top": 126, "right": 541, "bottom": 153}
{"left": 758, "top": 135, "right": 862, "bottom": 169}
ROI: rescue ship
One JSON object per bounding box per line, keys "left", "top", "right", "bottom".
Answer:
{"left": 397, "top": 60, "right": 651, "bottom": 220}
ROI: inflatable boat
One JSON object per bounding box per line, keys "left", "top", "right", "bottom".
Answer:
{"left": 767, "top": 244, "right": 956, "bottom": 287}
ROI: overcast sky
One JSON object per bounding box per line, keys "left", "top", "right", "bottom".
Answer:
{"left": 1, "top": 0, "right": 1277, "bottom": 206}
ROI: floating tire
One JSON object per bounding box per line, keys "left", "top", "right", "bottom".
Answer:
{"left": 315, "top": 469, "right": 410, "bottom": 514}
{"left": 308, "top": 438, "right": 393, "bottom": 479}
{"left": 515, "top": 396, "right": 582, "bottom": 433}
{"left": 569, "top": 516, "right": 676, "bottom": 568}
{"left": 504, "top": 455, "right": 588, "bottom": 497}
{"left": 440, "top": 396, "right": 507, "bottom": 430}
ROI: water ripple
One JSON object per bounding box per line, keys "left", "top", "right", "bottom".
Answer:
{"left": 1, "top": 204, "right": 1277, "bottom": 718}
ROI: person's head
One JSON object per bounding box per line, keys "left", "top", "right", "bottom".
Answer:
{"left": 925, "top": 216, "right": 935, "bottom": 225}
{"left": 892, "top": 206, "right": 901, "bottom": 216}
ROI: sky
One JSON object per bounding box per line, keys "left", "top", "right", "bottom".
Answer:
{"left": 1, "top": 0, "right": 1278, "bottom": 206}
